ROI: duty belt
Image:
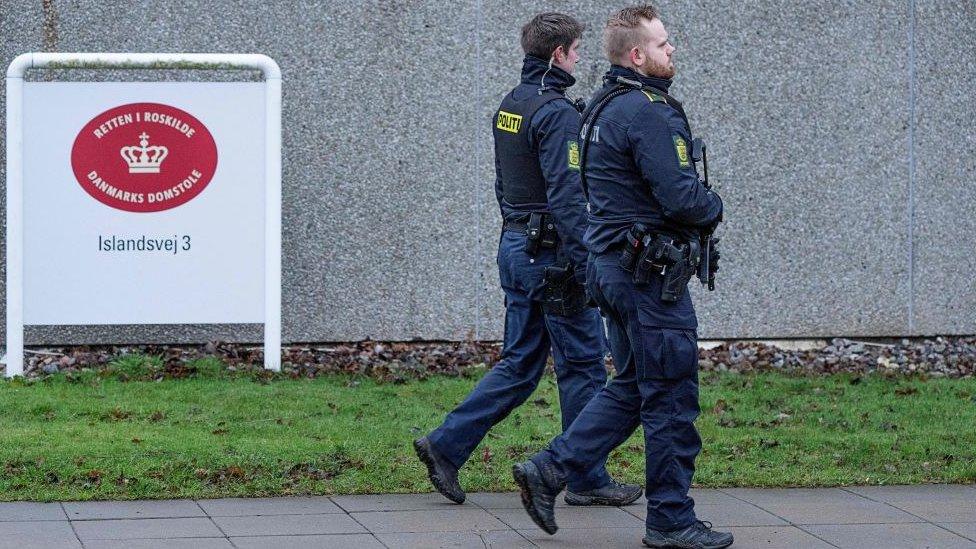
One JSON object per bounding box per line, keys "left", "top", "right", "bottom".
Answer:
{"left": 617, "top": 223, "right": 700, "bottom": 302}
{"left": 503, "top": 212, "right": 558, "bottom": 254}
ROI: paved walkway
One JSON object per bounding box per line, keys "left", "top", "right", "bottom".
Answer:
{"left": 2, "top": 485, "right": 975, "bottom": 548}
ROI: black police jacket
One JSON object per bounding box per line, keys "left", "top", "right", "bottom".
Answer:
{"left": 492, "top": 56, "right": 589, "bottom": 276}
{"left": 581, "top": 65, "right": 723, "bottom": 254}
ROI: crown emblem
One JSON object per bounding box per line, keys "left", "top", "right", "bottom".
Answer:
{"left": 120, "top": 132, "right": 168, "bottom": 174}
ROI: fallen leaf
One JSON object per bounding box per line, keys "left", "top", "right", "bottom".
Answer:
{"left": 712, "top": 399, "right": 727, "bottom": 415}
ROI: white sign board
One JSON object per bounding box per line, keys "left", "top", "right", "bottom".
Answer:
{"left": 4, "top": 53, "right": 282, "bottom": 377}
{"left": 22, "top": 82, "right": 265, "bottom": 324}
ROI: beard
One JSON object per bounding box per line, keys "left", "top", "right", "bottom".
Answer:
{"left": 643, "top": 57, "right": 676, "bottom": 79}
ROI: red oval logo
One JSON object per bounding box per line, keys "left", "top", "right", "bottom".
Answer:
{"left": 71, "top": 102, "right": 218, "bottom": 212}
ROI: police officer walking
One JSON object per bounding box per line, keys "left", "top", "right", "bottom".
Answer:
{"left": 414, "top": 12, "right": 641, "bottom": 509}
{"left": 512, "top": 5, "right": 733, "bottom": 549}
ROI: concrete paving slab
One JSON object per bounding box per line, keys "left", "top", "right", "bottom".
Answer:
{"left": 0, "top": 537, "right": 81, "bottom": 549}
{"left": 725, "top": 526, "right": 836, "bottom": 549}
{"left": 84, "top": 539, "right": 234, "bottom": 549}
{"left": 804, "top": 523, "right": 976, "bottom": 549}
{"left": 725, "top": 487, "right": 876, "bottom": 506}
{"left": 212, "top": 513, "right": 367, "bottom": 537}
{"left": 691, "top": 489, "right": 745, "bottom": 505}
{"left": 198, "top": 496, "right": 342, "bottom": 516}
{"left": 0, "top": 502, "right": 67, "bottom": 521}
{"left": 231, "top": 534, "right": 386, "bottom": 549}
{"left": 63, "top": 499, "right": 204, "bottom": 520}
{"left": 624, "top": 502, "right": 788, "bottom": 527}
{"left": 331, "top": 492, "right": 459, "bottom": 512}
{"left": 941, "top": 524, "right": 976, "bottom": 542}
{"left": 464, "top": 492, "right": 526, "bottom": 509}
{"left": 518, "top": 526, "right": 645, "bottom": 548}
{"left": 377, "top": 530, "right": 535, "bottom": 548}
{"left": 0, "top": 520, "right": 81, "bottom": 549}
{"left": 724, "top": 487, "right": 922, "bottom": 524}
{"left": 351, "top": 508, "right": 509, "bottom": 533}
{"left": 772, "top": 500, "right": 919, "bottom": 526}
{"left": 489, "top": 506, "right": 642, "bottom": 531}
{"left": 9, "top": 488, "right": 976, "bottom": 547}
{"left": 468, "top": 488, "right": 732, "bottom": 509}
{"left": 847, "top": 485, "right": 976, "bottom": 503}
{"left": 72, "top": 517, "right": 222, "bottom": 540}
{"left": 846, "top": 485, "right": 976, "bottom": 522}
{"left": 878, "top": 501, "right": 976, "bottom": 523}
{"left": 466, "top": 491, "right": 591, "bottom": 509}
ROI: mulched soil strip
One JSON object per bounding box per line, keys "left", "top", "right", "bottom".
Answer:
{"left": 11, "top": 337, "right": 976, "bottom": 381}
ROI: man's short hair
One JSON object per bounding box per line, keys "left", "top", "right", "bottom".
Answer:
{"left": 604, "top": 4, "right": 660, "bottom": 64}
{"left": 520, "top": 12, "right": 584, "bottom": 60}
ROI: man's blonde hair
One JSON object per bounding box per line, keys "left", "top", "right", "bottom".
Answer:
{"left": 603, "top": 5, "right": 660, "bottom": 64}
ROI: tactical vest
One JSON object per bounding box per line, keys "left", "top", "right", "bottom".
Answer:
{"left": 492, "top": 89, "right": 566, "bottom": 206}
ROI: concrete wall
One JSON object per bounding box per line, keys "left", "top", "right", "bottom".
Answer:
{"left": 1, "top": 0, "right": 974, "bottom": 344}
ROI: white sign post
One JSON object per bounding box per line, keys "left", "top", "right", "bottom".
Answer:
{"left": 3, "top": 53, "right": 282, "bottom": 376}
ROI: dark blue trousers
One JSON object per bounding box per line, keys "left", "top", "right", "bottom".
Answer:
{"left": 429, "top": 231, "right": 612, "bottom": 492}
{"left": 534, "top": 252, "right": 702, "bottom": 530}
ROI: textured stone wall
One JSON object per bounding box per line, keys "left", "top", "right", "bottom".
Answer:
{"left": 1, "top": 0, "right": 974, "bottom": 344}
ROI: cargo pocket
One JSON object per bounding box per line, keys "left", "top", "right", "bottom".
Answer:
{"left": 636, "top": 322, "right": 698, "bottom": 380}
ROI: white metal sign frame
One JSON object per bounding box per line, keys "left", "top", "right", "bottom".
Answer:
{"left": 3, "top": 52, "right": 282, "bottom": 376}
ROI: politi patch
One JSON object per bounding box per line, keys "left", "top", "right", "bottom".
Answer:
{"left": 496, "top": 110, "right": 523, "bottom": 134}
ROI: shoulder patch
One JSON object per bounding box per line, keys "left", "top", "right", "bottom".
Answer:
{"left": 496, "top": 110, "right": 522, "bottom": 134}
{"left": 672, "top": 135, "right": 691, "bottom": 168}
{"left": 567, "top": 140, "right": 580, "bottom": 171}
{"left": 641, "top": 90, "right": 666, "bottom": 103}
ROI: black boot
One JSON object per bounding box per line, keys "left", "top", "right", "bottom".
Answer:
{"left": 564, "top": 479, "right": 643, "bottom": 506}
{"left": 413, "top": 436, "right": 465, "bottom": 504}
{"left": 512, "top": 459, "right": 564, "bottom": 535}
{"left": 642, "top": 520, "right": 734, "bottom": 549}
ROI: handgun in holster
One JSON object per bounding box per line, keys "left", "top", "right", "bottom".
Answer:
{"left": 541, "top": 263, "right": 587, "bottom": 316}
{"left": 633, "top": 235, "right": 700, "bottom": 302}
{"left": 633, "top": 234, "right": 665, "bottom": 286}
{"left": 660, "top": 239, "right": 699, "bottom": 303}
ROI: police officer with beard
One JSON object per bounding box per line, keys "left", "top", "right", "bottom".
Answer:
{"left": 414, "top": 12, "right": 641, "bottom": 509}
{"left": 513, "top": 5, "right": 733, "bottom": 549}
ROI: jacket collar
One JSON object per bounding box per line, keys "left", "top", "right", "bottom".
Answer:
{"left": 520, "top": 55, "right": 576, "bottom": 92}
{"left": 604, "top": 65, "right": 672, "bottom": 94}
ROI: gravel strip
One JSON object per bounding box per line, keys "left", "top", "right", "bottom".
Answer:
{"left": 10, "top": 337, "right": 976, "bottom": 381}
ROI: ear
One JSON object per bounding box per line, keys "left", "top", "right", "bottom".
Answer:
{"left": 629, "top": 46, "right": 643, "bottom": 67}
{"left": 552, "top": 45, "right": 565, "bottom": 63}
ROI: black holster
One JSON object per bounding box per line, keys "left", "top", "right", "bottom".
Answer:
{"left": 525, "top": 212, "right": 558, "bottom": 256}
{"left": 633, "top": 234, "right": 700, "bottom": 302}
{"left": 660, "top": 239, "right": 699, "bottom": 302}
{"left": 619, "top": 223, "right": 649, "bottom": 271}
{"left": 541, "top": 264, "right": 587, "bottom": 316}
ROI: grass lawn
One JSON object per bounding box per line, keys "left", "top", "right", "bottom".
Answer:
{"left": 0, "top": 356, "right": 974, "bottom": 501}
